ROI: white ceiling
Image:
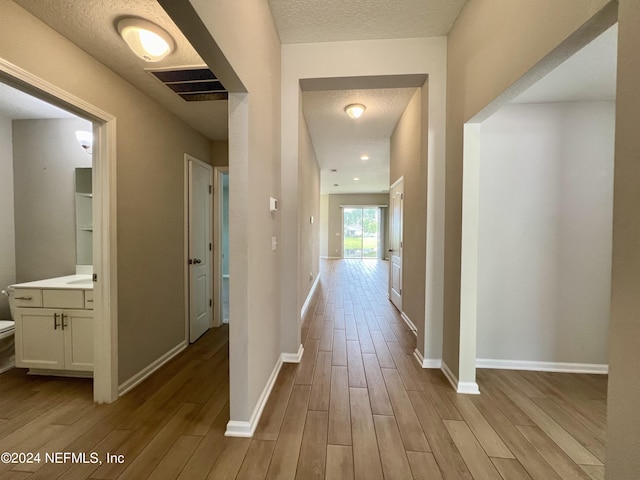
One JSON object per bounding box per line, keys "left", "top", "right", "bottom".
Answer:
{"left": 268, "top": 0, "right": 468, "bottom": 44}
{"left": 512, "top": 24, "right": 617, "bottom": 104}
{"left": 302, "top": 87, "right": 417, "bottom": 194}
{"left": 14, "top": 0, "right": 228, "bottom": 141}
{"left": 0, "top": 82, "right": 75, "bottom": 119}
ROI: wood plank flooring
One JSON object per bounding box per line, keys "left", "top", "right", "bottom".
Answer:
{"left": 0, "top": 259, "right": 607, "bottom": 479}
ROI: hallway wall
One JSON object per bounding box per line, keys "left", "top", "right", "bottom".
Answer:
{"left": 298, "top": 110, "right": 320, "bottom": 316}
{"left": 390, "top": 86, "right": 430, "bottom": 356}
{"left": 477, "top": 102, "right": 614, "bottom": 366}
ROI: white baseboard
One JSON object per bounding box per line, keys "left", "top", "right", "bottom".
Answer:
{"left": 300, "top": 273, "right": 321, "bottom": 325}
{"left": 282, "top": 344, "right": 304, "bottom": 364}
{"left": 400, "top": 312, "right": 417, "bottom": 336}
{"left": 118, "top": 341, "right": 187, "bottom": 396}
{"left": 226, "top": 355, "right": 283, "bottom": 438}
{"left": 441, "top": 360, "right": 480, "bottom": 395}
{"left": 413, "top": 349, "right": 442, "bottom": 369}
{"left": 320, "top": 256, "right": 341, "bottom": 259}
{"left": 476, "top": 358, "right": 609, "bottom": 374}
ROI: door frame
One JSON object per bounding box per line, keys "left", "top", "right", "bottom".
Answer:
{"left": 213, "top": 166, "right": 229, "bottom": 328}
{"left": 184, "top": 154, "right": 214, "bottom": 343}
{"left": 389, "top": 176, "right": 404, "bottom": 311}
{"left": 0, "top": 58, "right": 118, "bottom": 403}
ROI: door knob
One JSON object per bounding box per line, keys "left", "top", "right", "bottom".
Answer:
{"left": 388, "top": 249, "right": 393, "bottom": 252}
{"left": 193, "top": 258, "right": 202, "bottom": 264}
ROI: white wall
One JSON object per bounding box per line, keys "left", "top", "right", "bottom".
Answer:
{"left": 477, "top": 102, "right": 614, "bottom": 366}
{"left": 12, "top": 118, "right": 92, "bottom": 283}
{"left": 0, "top": 115, "right": 14, "bottom": 320}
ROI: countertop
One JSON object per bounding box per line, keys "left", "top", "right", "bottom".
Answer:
{"left": 10, "top": 274, "right": 93, "bottom": 290}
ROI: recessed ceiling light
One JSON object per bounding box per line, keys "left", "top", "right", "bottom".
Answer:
{"left": 344, "top": 103, "right": 366, "bottom": 119}
{"left": 330, "top": 169, "right": 338, "bottom": 173}
{"left": 333, "top": 183, "right": 339, "bottom": 187}
{"left": 118, "top": 18, "right": 175, "bottom": 62}
{"left": 353, "top": 177, "right": 360, "bottom": 181}
{"left": 360, "top": 155, "right": 370, "bottom": 160}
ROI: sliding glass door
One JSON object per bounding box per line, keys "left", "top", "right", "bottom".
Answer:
{"left": 343, "top": 207, "right": 379, "bottom": 258}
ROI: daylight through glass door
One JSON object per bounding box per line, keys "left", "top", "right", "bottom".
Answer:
{"left": 343, "top": 207, "right": 379, "bottom": 258}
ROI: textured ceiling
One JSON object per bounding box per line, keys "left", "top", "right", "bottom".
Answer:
{"left": 14, "top": 0, "right": 228, "bottom": 140}
{"left": 0, "top": 82, "right": 75, "bottom": 119}
{"left": 512, "top": 24, "right": 617, "bottom": 104}
{"left": 268, "top": 0, "right": 468, "bottom": 44}
{"left": 302, "top": 87, "right": 417, "bottom": 194}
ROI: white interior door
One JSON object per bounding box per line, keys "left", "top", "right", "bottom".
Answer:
{"left": 189, "top": 158, "right": 213, "bottom": 343}
{"left": 389, "top": 179, "right": 403, "bottom": 311}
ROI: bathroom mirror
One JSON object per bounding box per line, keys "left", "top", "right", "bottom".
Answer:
{"left": 75, "top": 168, "right": 93, "bottom": 265}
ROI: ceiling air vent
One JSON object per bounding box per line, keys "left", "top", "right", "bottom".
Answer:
{"left": 147, "top": 67, "right": 227, "bottom": 102}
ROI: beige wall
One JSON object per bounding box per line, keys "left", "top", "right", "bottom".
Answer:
{"left": 12, "top": 118, "right": 92, "bottom": 283}
{"left": 319, "top": 194, "right": 329, "bottom": 257}
{"left": 444, "top": 0, "right": 611, "bottom": 382}
{"left": 0, "top": 2, "right": 212, "bottom": 385}
{"left": 608, "top": 1, "right": 640, "bottom": 477}
{"left": 390, "top": 87, "right": 428, "bottom": 354}
{"left": 173, "top": 0, "right": 283, "bottom": 425}
{"left": 0, "top": 116, "right": 14, "bottom": 319}
{"left": 210, "top": 140, "right": 228, "bottom": 167}
{"left": 326, "top": 194, "right": 389, "bottom": 258}
{"left": 298, "top": 114, "right": 320, "bottom": 314}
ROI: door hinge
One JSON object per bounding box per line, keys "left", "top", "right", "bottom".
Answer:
{"left": 209, "top": 299, "right": 212, "bottom": 307}
{"left": 209, "top": 185, "right": 213, "bottom": 194}
{"left": 92, "top": 273, "right": 97, "bottom": 282}
{"left": 209, "top": 243, "right": 212, "bottom": 251}
{"left": 400, "top": 289, "right": 402, "bottom": 295}
{"left": 400, "top": 193, "right": 404, "bottom": 200}
{"left": 400, "top": 241, "right": 403, "bottom": 248}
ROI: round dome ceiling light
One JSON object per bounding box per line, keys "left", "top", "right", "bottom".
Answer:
{"left": 118, "top": 18, "right": 175, "bottom": 62}
{"left": 344, "top": 103, "right": 366, "bottom": 119}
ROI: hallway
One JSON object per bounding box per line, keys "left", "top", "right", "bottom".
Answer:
{"left": 0, "top": 259, "right": 607, "bottom": 479}
{"left": 256, "top": 259, "right": 607, "bottom": 480}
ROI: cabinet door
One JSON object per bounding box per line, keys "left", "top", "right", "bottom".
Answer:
{"left": 14, "top": 308, "right": 65, "bottom": 369}
{"left": 62, "top": 310, "right": 93, "bottom": 371}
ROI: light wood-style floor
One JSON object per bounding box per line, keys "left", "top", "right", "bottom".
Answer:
{"left": 0, "top": 259, "right": 607, "bottom": 479}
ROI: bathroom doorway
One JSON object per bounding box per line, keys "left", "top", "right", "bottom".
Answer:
{"left": 0, "top": 60, "right": 117, "bottom": 403}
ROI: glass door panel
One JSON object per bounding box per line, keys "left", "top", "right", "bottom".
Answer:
{"left": 343, "top": 207, "right": 379, "bottom": 259}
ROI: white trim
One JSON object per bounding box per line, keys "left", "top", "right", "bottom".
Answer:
{"left": 213, "top": 166, "right": 229, "bottom": 329}
{"left": 320, "top": 256, "right": 341, "bottom": 259}
{"left": 0, "top": 57, "right": 118, "bottom": 404}
{"left": 441, "top": 360, "right": 480, "bottom": 395}
{"left": 476, "top": 358, "right": 609, "bottom": 374}
{"left": 300, "top": 273, "right": 321, "bottom": 324}
{"left": 400, "top": 312, "right": 417, "bottom": 336}
{"left": 413, "top": 349, "right": 442, "bottom": 369}
{"left": 390, "top": 176, "right": 404, "bottom": 189}
{"left": 282, "top": 344, "right": 304, "bottom": 364}
{"left": 225, "top": 356, "right": 283, "bottom": 437}
{"left": 118, "top": 341, "right": 188, "bottom": 396}
{"left": 223, "top": 274, "right": 230, "bottom": 279}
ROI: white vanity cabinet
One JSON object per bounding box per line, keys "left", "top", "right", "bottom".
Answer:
{"left": 12, "top": 286, "right": 93, "bottom": 375}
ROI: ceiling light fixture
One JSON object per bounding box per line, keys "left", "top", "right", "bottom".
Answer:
{"left": 353, "top": 177, "right": 360, "bottom": 181}
{"left": 360, "top": 155, "right": 369, "bottom": 160}
{"left": 344, "top": 103, "right": 366, "bottom": 119}
{"left": 118, "top": 18, "right": 175, "bottom": 62}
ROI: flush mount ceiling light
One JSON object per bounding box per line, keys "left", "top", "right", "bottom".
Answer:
{"left": 360, "top": 155, "right": 370, "bottom": 160}
{"left": 353, "top": 177, "right": 360, "bottom": 181}
{"left": 118, "top": 18, "right": 175, "bottom": 62}
{"left": 344, "top": 103, "right": 366, "bottom": 119}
